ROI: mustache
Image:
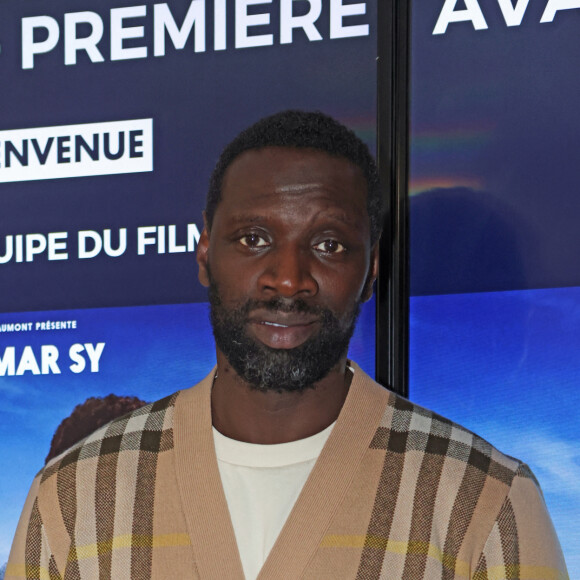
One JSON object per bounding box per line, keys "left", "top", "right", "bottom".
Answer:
{"left": 206, "top": 267, "right": 325, "bottom": 317}
{"left": 239, "top": 297, "right": 325, "bottom": 317}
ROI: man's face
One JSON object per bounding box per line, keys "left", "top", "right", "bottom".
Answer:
{"left": 197, "top": 146, "right": 378, "bottom": 392}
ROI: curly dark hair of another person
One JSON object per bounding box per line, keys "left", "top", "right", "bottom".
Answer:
{"left": 45, "top": 394, "right": 148, "bottom": 464}
{"left": 206, "top": 110, "right": 385, "bottom": 245}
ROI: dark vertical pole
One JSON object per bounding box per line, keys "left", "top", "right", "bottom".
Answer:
{"left": 375, "top": 0, "right": 410, "bottom": 397}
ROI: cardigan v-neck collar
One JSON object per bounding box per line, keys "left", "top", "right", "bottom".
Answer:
{"left": 174, "top": 362, "right": 390, "bottom": 580}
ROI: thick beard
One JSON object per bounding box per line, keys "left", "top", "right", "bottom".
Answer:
{"left": 208, "top": 280, "right": 360, "bottom": 393}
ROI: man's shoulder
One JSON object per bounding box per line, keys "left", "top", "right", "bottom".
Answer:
{"left": 40, "top": 390, "right": 180, "bottom": 485}
{"left": 351, "top": 372, "right": 566, "bottom": 578}
{"left": 365, "top": 378, "right": 535, "bottom": 489}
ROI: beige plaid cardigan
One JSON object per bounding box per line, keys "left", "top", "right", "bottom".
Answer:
{"left": 7, "top": 363, "right": 568, "bottom": 579}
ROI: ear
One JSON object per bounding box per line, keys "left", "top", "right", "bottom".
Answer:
{"left": 196, "top": 212, "right": 211, "bottom": 288}
{"left": 361, "top": 242, "right": 379, "bottom": 303}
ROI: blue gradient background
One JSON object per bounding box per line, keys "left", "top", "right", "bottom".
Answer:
{"left": 410, "top": 288, "right": 580, "bottom": 575}
{"left": 410, "top": 2, "right": 580, "bottom": 574}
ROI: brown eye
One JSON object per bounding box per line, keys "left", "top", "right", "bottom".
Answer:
{"left": 239, "top": 234, "right": 268, "bottom": 248}
{"left": 314, "top": 239, "right": 346, "bottom": 254}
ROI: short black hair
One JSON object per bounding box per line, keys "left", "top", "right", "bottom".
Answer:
{"left": 206, "top": 110, "right": 384, "bottom": 244}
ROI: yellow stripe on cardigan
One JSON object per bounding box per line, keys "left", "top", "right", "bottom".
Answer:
{"left": 69, "top": 533, "right": 191, "bottom": 561}
{"left": 4, "top": 563, "right": 55, "bottom": 580}
{"left": 320, "top": 535, "right": 568, "bottom": 580}
{"left": 473, "top": 564, "right": 569, "bottom": 580}
{"left": 320, "top": 534, "right": 470, "bottom": 576}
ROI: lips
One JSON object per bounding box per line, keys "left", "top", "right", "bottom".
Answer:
{"left": 247, "top": 310, "right": 321, "bottom": 349}
{"left": 249, "top": 310, "right": 319, "bottom": 327}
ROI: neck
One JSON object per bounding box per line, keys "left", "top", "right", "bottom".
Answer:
{"left": 211, "top": 349, "right": 351, "bottom": 444}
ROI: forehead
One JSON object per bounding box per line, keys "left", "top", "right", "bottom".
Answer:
{"left": 218, "top": 146, "right": 368, "bottom": 219}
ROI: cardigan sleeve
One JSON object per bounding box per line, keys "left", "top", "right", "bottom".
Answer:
{"left": 6, "top": 472, "right": 66, "bottom": 580}
{"left": 473, "top": 464, "right": 568, "bottom": 580}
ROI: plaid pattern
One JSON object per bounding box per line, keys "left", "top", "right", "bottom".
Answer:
{"left": 7, "top": 367, "right": 568, "bottom": 579}
{"left": 8, "top": 393, "right": 178, "bottom": 580}
{"left": 353, "top": 396, "right": 527, "bottom": 578}
{"left": 324, "top": 394, "right": 567, "bottom": 580}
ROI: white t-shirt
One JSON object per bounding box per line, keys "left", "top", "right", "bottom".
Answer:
{"left": 213, "top": 422, "right": 334, "bottom": 580}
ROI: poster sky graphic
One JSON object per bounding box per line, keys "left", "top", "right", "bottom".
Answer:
{"left": 410, "top": 286, "right": 580, "bottom": 575}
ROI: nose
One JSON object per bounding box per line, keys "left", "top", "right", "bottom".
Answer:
{"left": 258, "top": 243, "right": 318, "bottom": 298}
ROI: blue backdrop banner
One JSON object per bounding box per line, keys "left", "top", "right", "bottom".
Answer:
{"left": 0, "top": 0, "right": 378, "bottom": 567}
